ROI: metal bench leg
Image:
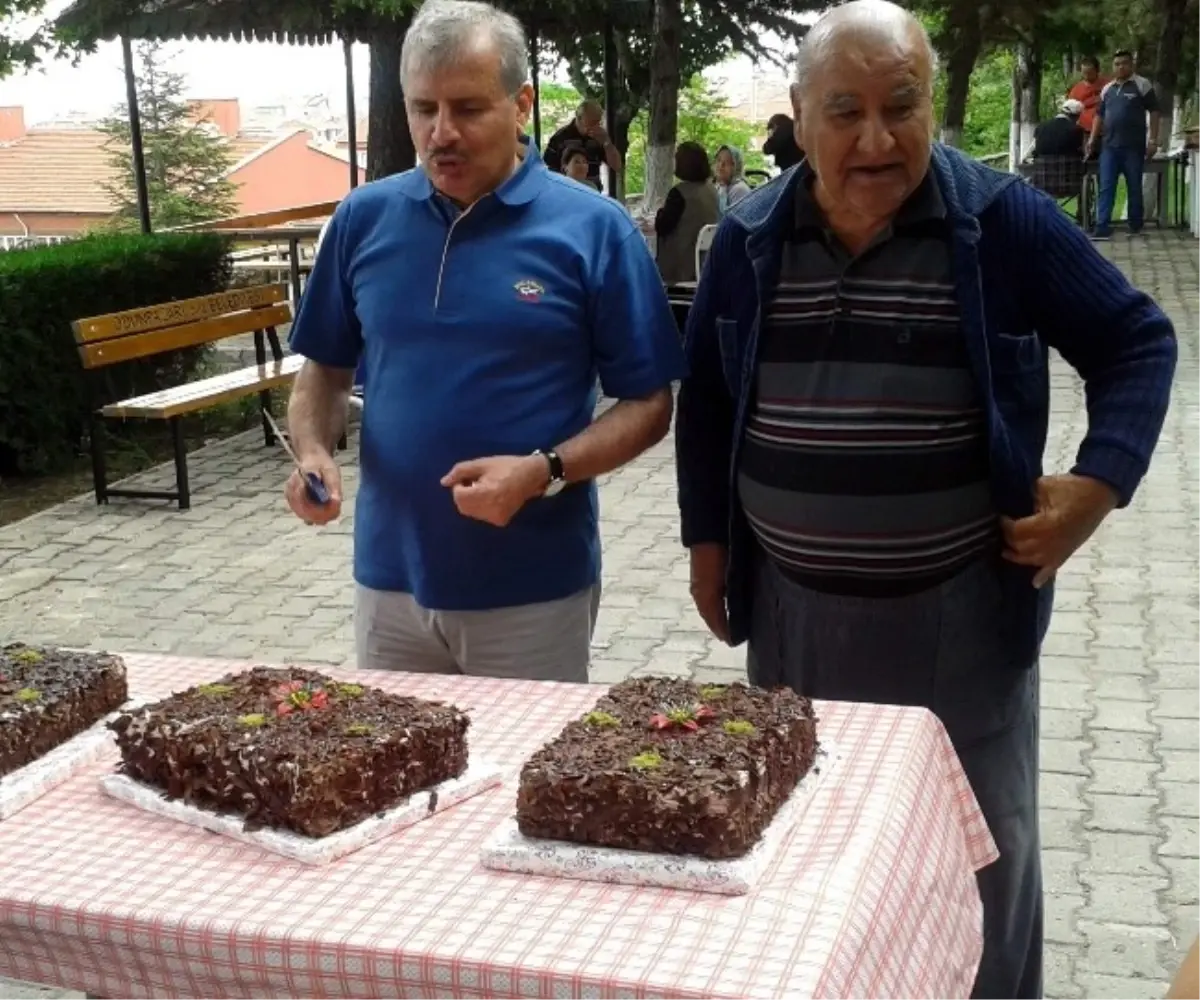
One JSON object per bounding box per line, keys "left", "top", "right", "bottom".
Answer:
{"left": 260, "top": 391, "right": 276, "bottom": 446}
{"left": 169, "top": 417, "right": 190, "bottom": 510}
{"left": 90, "top": 414, "right": 109, "bottom": 505}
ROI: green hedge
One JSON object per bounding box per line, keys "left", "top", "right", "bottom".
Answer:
{"left": 0, "top": 231, "right": 232, "bottom": 475}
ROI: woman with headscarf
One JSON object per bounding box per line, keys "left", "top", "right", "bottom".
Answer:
{"left": 713, "top": 145, "right": 752, "bottom": 215}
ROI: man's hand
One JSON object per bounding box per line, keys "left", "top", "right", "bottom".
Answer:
{"left": 1001, "top": 474, "right": 1119, "bottom": 588}
{"left": 285, "top": 449, "right": 343, "bottom": 526}
{"left": 588, "top": 124, "right": 610, "bottom": 146}
{"left": 1085, "top": 136, "right": 1097, "bottom": 157}
{"left": 690, "top": 542, "right": 731, "bottom": 643}
{"left": 441, "top": 454, "right": 548, "bottom": 527}
{"left": 1147, "top": 139, "right": 1159, "bottom": 159}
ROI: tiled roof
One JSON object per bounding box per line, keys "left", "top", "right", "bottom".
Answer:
{"left": 0, "top": 129, "right": 120, "bottom": 213}
{"left": 0, "top": 128, "right": 275, "bottom": 215}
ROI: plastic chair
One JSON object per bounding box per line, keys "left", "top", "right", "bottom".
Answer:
{"left": 695, "top": 224, "right": 717, "bottom": 281}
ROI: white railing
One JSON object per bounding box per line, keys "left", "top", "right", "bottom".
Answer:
{"left": 0, "top": 234, "right": 69, "bottom": 252}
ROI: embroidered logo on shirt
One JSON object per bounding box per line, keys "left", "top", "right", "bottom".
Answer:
{"left": 514, "top": 279, "right": 545, "bottom": 303}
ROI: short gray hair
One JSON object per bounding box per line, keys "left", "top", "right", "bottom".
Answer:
{"left": 400, "top": 0, "right": 530, "bottom": 94}
{"left": 794, "top": 0, "right": 936, "bottom": 94}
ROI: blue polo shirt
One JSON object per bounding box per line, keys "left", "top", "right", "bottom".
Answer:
{"left": 289, "top": 146, "right": 686, "bottom": 611}
{"left": 1097, "top": 75, "right": 1159, "bottom": 150}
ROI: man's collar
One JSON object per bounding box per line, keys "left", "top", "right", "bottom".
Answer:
{"left": 394, "top": 134, "right": 547, "bottom": 206}
{"left": 792, "top": 161, "right": 947, "bottom": 235}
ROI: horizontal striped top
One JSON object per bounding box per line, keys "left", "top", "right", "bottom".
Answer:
{"left": 737, "top": 170, "right": 996, "bottom": 597}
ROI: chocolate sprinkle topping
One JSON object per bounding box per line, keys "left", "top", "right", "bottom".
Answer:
{"left": 110, "top": 666, "right": 469, "bottom": 838}
{"left": 0, "top": 644, "right": 128, "bottom": 780}
{"left": 515, "top": 677, "right": 818, "bottom": 859}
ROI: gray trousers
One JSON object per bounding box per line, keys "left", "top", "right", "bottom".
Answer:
{"left": 748, "top": 553, "right": 1042, "bottom": 1000}
{"left": 354, "top": 584, "right": 600, "bottom": 682}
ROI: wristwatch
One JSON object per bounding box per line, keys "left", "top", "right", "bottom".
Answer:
{"left": 533, "top": 448, "right": 567, "bottom": 497}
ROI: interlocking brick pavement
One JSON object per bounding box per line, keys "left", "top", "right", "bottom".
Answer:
{"left": 1, "top": 230, "right": 1195, "bottom": 1000}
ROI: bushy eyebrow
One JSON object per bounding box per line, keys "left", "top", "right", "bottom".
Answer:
{"left": 822, "top": 83, "right": 923, "bottom": 112}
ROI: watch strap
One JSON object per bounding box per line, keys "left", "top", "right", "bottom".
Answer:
{"left": 535, "top": 448, "right": 565, "bottom": 483}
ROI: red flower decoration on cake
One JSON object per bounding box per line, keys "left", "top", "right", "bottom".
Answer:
{"left": 273, "top": 680, "right": 330, "bottom": 716}
{"left": 649, "top": 703, "right": 716, "bottom": 732}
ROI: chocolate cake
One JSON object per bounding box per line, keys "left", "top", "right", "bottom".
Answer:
{"left": 516, "top": 677, "right": 818, "bottom": 859}
{"left": 109, "top": 666, "right": 469, "bottom": 837}
{"left": 0, "top": 644, "right": 128, "bottom": 779}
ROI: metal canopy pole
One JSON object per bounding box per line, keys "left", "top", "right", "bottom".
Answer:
{"left": 121, "top": 35, "right": 152, "bottom": 234}
{"left": 603, "top": 18, "right": 617, "bottom": 197}
{"left": 530, "top": 25, "right": 542, "bottom": 150}
{"left": 343, "top": 36, "right": 359, "bottom": 189}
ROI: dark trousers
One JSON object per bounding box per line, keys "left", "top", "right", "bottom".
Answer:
{"left": 748, "top": 553, "right": 1042, "bottom": 999}
{"left": 1096, "top": 145, "right": 1147, "bottom": 235}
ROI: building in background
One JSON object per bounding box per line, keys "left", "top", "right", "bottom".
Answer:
{"left": 0, "top": 97, "right": 363, "bottom": 248}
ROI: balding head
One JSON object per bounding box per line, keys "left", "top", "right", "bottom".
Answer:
{"left": 576, "top": 99, "right": 604, "bottom": 129}
{"left": 788, "top": 0, "right": 937, "bottom": 248}
{"left": 794, "top": 0, "right": 935, "bottom": 95}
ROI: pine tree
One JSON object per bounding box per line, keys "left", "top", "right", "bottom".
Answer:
{"left": 97, "top": 41, "right": 240, "bottom": 228}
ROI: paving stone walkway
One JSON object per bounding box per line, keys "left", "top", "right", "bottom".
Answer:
{"left": 1, "top": 231, "right": 1196, "bottom": 999}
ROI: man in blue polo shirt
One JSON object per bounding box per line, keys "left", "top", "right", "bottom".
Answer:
{"left": 284, "top": 0, "right": 684, "bottom": 681}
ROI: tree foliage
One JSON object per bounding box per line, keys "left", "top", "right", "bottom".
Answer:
{"left": 97, "top": 41, "right": 239, "bottom": 228}
{"left": 533, "top": 75, "right": 768, "bottom": 194}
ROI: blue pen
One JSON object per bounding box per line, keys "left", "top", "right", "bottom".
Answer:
{"left": 263, "top": 410, "right": 332, "bottom": 506}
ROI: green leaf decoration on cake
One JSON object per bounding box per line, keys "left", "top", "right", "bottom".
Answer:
{"left": 344, "top": 723, "right": 375, "bottom": 736}
{"left": 13, "top": 649, "right": 43, "bottom": 664}
{"left": 15, "top": 687, "right": 41, "bottom": 703}
{"left": 582, "top": 710, "right": 620, "bottom": 728}
{"left": 197, "top": 683, "right": 236, "bottom": 697}
{"left": 698, "top": 685, "right": 726, "bottom": 700}
{"left": 237, "top": 713, "right": 267, "bottom": 728}
{"left": 334, "top": 683, "right": 364, "bottom": 698}
{"left": 722, "top": 719, "right": 757, "bottom": 736}
{"left": 629, "top": 750, "right": 664, "bottom": 771}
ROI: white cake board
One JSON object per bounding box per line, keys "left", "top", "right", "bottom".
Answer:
{"left": 480, "top": 743, "right": 840, "bottom": 896}
{"left": 0, "top": 700, "right": 139, "bottom": 822}
{"left": 101, "top": 760, "right": 503, "bottom": 865}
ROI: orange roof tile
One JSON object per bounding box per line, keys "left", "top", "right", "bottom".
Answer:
{"left": 0, "top": 127, "right": 276, "bottom": 215}
{"left": 0, "top": 129, "right": 120, "bottom": 213}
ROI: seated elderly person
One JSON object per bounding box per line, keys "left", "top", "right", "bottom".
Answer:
{"left": 654, "top": 141, "right": 720, "bottom": 285}
{"left": 675, "top": 2, "right": 1176, "bottom": 997}
{"left": 561, "top": 142, "right": 602, "bottom": 191}
{"left": 1033, "top": 98, "right": 1087, "bottom": 158}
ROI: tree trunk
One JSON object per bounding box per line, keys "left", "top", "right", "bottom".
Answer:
{"left": 644, "top": 0, "right": 682, "bottom": 212}
{"left": 1009, "top": 58, "right": 1021, "bottom": 170}
{"left": 939, "top": 6, "right": 982, "bottom": 147}
{"left": 1015, "top": 40, "right": 1042, "bottom": 165}
{"left": 1154, "top": 0, "right": 1188, "bottom": 150}
{"left": 367, "top": 18, "right": 415, "bottom": 181}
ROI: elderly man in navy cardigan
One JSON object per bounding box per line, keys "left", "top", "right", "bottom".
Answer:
{"left": 675, "top": 3, "right": 1176, "bottom": 998}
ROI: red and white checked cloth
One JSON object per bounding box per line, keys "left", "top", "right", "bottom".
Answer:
{"left": 0, "top": 654, "right": 997, "bottom": 999}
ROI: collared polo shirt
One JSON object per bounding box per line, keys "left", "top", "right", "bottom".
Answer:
{"left": 1097, "top": 75, "right": 1160, "bottom": 150}
{"left": 737, "top": 167, "right": 996, "bottom": 597}
{"left": 290, "top": 145, "right": 685, "bottom": 611}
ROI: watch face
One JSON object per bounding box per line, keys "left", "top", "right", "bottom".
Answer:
{"left": 543, "top": 478, "right": 567, "bottom": 497}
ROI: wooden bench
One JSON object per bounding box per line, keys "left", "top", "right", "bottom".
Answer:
{"left": 72, "top": 283, "right": 301, "bottom": 510}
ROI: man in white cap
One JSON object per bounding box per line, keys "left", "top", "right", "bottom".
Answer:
{"left": 1033, "top": 98, "right": 1087, "bottom": 158}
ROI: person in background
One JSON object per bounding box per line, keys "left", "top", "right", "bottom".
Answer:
{"left": 562, "top": 144, "right": 601, "bottom": 190}
{"left": 1168, "top": 936, "right": 1199, "bottom": 999}
{"left": 676, "top": 2, "right": 1176, "bottom": 995}
{"left": 1088, "top": 49, "right": 1161, "bottom": 240}
{"left": 543, "top": 99, "right": 622, "bottom": 188}
{"left": 762, "top": 113, "right": 804, "bottom": 171}
{"left": 654, "top": 141, "right": 720, "bottom": 285}
{"left": 284, "top": 0, "right": 684, "bottom": 682}
{"left": 1033, "top": 98, "right": 1086, "bottom": 158}
{"left": 714, "top": 144, "right": 752, "bottom": 214}
{"left": 1068, "top": 56, "right": 1108, "bottom": 140}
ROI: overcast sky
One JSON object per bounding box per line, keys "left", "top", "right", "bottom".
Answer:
{"left": 0, "top": 0, "right": 795, "bottom": 126}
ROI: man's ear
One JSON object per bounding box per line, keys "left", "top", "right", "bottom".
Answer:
{"left": 515, "top": 83, "right": 535, "bottom": 129}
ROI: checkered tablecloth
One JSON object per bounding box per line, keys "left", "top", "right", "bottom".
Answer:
{"left": 0, "top": 654, "right": 997, "bottom": 999}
